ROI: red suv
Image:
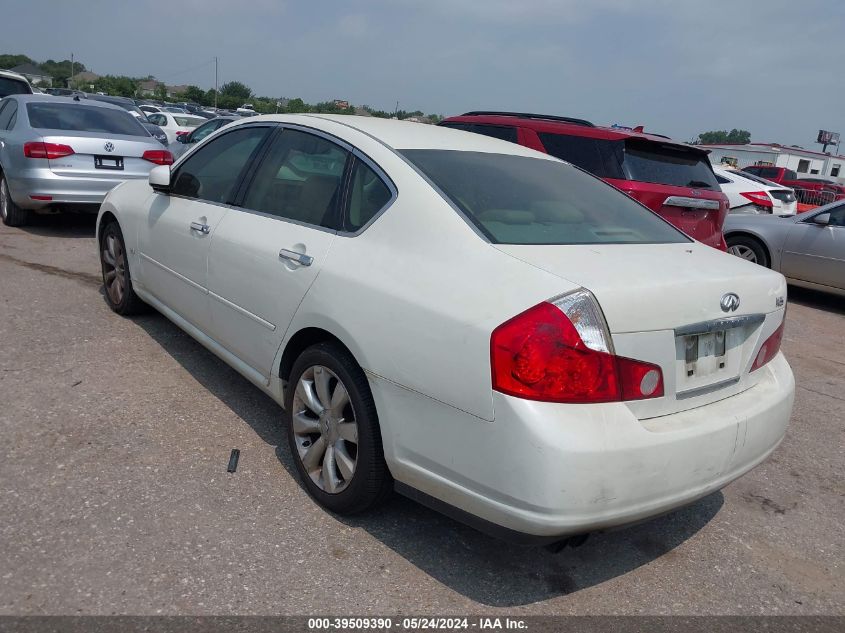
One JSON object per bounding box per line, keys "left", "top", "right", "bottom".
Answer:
{"left": 439, "top": 112, "right": 729, "bottom": 249}
{"left": 741, "top": 166, "right": 845, "bottom": 202}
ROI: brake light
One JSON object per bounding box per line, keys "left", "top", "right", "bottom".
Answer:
{"left": 23, "top": 142, "right": 74, "bottom": 160}
{"left": 740, "top": 191, "right": 774, "bottom": 208}
{"left": 751, "top": 318, "right": 785, "bottom": 372}
{"left": 175, "top": 130, "right": 189, "bottom": 137}
{"left": 142, "top": 150, "right": 174, "bottom": 165}
{"left": 491, "top": 291, "right": 663, "bottom": 403}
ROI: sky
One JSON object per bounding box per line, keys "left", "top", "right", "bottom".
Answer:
{"left": 2, "top": 0, "right": 844, "bottom": 147}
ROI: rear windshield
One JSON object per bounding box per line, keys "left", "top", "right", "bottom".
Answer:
{"left": 0, "top": 77, "right": 31, "bottom": 98}
{"left": 400, "top": 149, "right": 689, "bottom": 245}
{"left": 174, "top": 116, "right": 201, "bottom": 127}
{"left": 622, "top": 141, "right": 719, "bottom": 189}
{"left": 26, "top": 102, "right": 148, "bottom": 136}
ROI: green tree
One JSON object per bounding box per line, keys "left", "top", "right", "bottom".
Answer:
{"left": 91, "top": 75, "right": 137, "bottom": 98}
{"left": 41, "top": 58, "right": 86, "bottom": 87}
{"left": 220, "top": 81, "right": 252, "bottom": 101}
{"left": 154, "top": 83, "right": 167, "bottom": 101}
{"left": 0, "top": 54, "right": 33, "bottom": 70}
{"left": 696, "top": 129, "right": 751, "bottom": 145}
{"left": 182, "top": 85, "right": 208, "bottom": 105}
{"left": 285, "top": 98, "right": 307, "bottom": 113}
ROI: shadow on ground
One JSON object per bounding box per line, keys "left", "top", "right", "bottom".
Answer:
{"left": 18, "top": 211, "right": 97, "bottom": 238}
{"left": 788, "top": 285, "right": 845, "bottom": 316}
{"left": 135, "top": 310, "right": 723, "bottom": 607}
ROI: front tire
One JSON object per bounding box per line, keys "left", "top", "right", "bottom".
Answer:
{"left": 726, "top": 235, "right": 770, "bottom": 268}
{"left": 1, "top": 175, "right": 29, "bottom": 227}
{"left": 99, "top": 221, "right": 146, "bottom": 315}
{"left": 285, "top": 342, "right": 392, "bottom": 514}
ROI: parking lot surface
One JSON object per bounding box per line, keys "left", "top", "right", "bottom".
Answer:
{"left": 0, "top": 214, "right": 842, "bottom": 616}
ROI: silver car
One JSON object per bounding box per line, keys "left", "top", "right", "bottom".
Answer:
{"left": 0, "top": 94, "right": 172, "bottom": 226}
{"left": 724, "top": 203, "right": 845, "bottom": 296}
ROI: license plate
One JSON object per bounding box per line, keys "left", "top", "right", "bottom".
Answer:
{"left": 94, "top": 155, "right": 124, "bottom": 170}
{"left": 684, "top": 330, "right": 726, "bottom": 377}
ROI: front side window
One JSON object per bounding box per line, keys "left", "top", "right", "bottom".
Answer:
{"left": 785, "top": 170, "right": 798, "bottom": 180}
{"left": 241, "top": 128, "right": 349, "bottom": 229}
{"left": 345, "top": 158, "right": 392, "bottom": 231}
{"left": 622, "top": 141, "right": 719, "bottom": 189}
{"left": 147, "top": 113, "right": 167, "bottom": 126}
{"left": 538, "top": 133, "right": 624, "bottom": 179}
{"left": 171, "top": 126, "right": 269, "bottom": 203}
{"left": 26, "top": 102, "right": 148, "bottom": 136}
{"left": 401, "top": 149, "right": 689, "bottom": 245}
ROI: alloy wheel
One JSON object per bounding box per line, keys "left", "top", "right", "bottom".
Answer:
{"left": 101, "top": 233, "right": 126, "bottom": 305}
{"left": 0, "top": 178, "right": 7, "bottom": 221}
{"left": 291, "top": 365, "right": 359, "bottom": 494}
{"left": 728, "top": 244, "right": 758, "bottom": 263}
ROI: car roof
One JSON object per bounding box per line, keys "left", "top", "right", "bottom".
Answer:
{"left": 231, "top": 114, "right": 558, "bottom": 158}
{"left": 441, "top": 111, "right": 702, "bottom": 151}
{"left": 0, "top": 69, "right": 30, "bottom": 83}
{"left": 9, "top": 93, "right": 129, "bottom": 112}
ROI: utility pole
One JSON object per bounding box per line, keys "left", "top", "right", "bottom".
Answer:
{"left": 214, "top": 56, "right": 218, "bottom": 109}
{"left": 70, "top": 53, "right": 74, "bottom": 89}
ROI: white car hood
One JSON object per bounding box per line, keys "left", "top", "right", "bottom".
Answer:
{"left": 495, "top": 242, "right": 786, "bottom": 333}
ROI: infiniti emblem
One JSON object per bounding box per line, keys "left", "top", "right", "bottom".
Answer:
{"left": 104, "top": 142, "right": 115, "bottom": 153}
{"left": 720, "top": 293, "right": 740, "bottom": 313}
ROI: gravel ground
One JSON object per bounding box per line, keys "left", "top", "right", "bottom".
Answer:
{"left": 0, "top": 214, "right": 842, "bottom": 616}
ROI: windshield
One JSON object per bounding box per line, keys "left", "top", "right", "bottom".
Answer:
{"left": 622, "top": 141, "right": 719, "bottom": 189}
{"left": 0, "top": 77, "right": 31, "bottom": 98}
{"left": 400, "top": 150, "right": 690, "bottom": 245}
{"left": 26, "top": 102, "right": 149, "bottom": 136}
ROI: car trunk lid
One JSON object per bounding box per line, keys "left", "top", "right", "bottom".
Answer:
{"left": 41, "top": 132, "right": 156, "bottom": 179}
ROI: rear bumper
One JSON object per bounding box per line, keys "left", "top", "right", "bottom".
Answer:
{"left": 381, "top": 353, "right": 794, "bottom": 540}
{"left": 6, "top": 167, "right": 147, "bottom": 209}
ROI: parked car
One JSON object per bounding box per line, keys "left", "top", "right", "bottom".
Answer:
{"left": 138, "top": 104, "right": 163, "bottom": 116}
{"left": 163, "top": 106, "right": 188, "bottom": 114}
{"left": 144, "top": 112, "right": 205, "bottom": 144}
{"left": 440, "top": 111, "right": 729, "bottom": 249}
{"left": 178, "top": 103, "right": 215, "bottom": 119}
{"left": 741, "top": 166, "right": 845, "bottom": 204}
{"left": 168, "top": 116, "right": 236, "bottom": 159}
{"left": 236, "top": 103, "right": 256, "bottom": 115}
{"left": 84, "top": 94, "right": 168, "bottom": 145}
{"left": 713, "top": 166, "right": 797, "bottom": 215}
{"left": 95, "top": 114, "right": 793, "bottom": 544}
{"left": 46, "top": 88, "right": 86, "bottom": 98}
{"left": 0, "top": 95, "right": 172, "bottom": 226}
{"left": 0, "top": 69, "right": 33, "bottom": 98}
{"left": 724, "top": 203, "right": 845, "bottom": 295}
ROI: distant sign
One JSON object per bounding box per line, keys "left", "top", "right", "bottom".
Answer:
{"left": 817, "top": 130, "right": 840, "bottom": 145}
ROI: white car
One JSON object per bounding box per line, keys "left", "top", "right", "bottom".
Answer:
{"left": 236, "top": 103, "right": 256, "bottom": 115}
{"left": 144, "top": 112, "right": 204, "bottom": 144}
{"left": 96, "top": 115, "right": 794, "bottom": 545}
{"left": 714, "top": 166, "right": 797, "bottom": 215}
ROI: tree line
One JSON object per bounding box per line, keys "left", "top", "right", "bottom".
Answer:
{"left": 1, "top": 53, "right": 443, "bottom": 122}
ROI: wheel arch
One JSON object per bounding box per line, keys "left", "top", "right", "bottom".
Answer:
{"left": 725, "top": 230, "right": 772, "bottom": 263}
{"left": 279, "top": 326, "right": 364, "bottom": 395}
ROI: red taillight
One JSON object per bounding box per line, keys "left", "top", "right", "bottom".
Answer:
{"left": 23, "top": 142, "right": 74, "bottom": 160}
{"left": 142, "top": 150, "right": 174, "bottom": 165}
{"left": 751, "top": 319, "right": 785, "bottom": 372}
{"left": 175, "top": 130, "right": 189, "bottom": 137}
{"left": 491, "top": 300, "right": 663, "bottom": 404}
{"left": 739, "top": 191, "right": 774, "bottom": 208}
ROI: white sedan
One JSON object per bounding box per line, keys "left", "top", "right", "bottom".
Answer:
{"left": 96, "top": 115, "right": 794, "bottom": 544}
{"left": 714, "top": 166, "right": 798, "bottom": 215}
{"left": 144, "top": 112, "right": 205, "bottom": 144}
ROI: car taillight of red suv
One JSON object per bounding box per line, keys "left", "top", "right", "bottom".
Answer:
{"left": 439, "top": 111, "right": 730, "bottom": 250}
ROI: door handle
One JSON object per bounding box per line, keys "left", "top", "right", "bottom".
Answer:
{"left": 190, "top": 221, "right": 210, "bottom": 234}
{"left": 279, "top": 249, "right": 313, "bottom": 266}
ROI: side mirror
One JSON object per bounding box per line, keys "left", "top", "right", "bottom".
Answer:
{"left": 149, "top": 165, "right": 171, "bottom": 192}
{"left": 813, "top": 212, "right": 831, "bottom": 225}
{"left": 177, "top": 133, "right": 190, "bottom": 144}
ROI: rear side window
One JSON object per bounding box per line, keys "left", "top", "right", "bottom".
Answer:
{"left": 241, "top": 128, "right": 349, "bottom": 229}
{"left": 174, "top": 116, "right": 201, "bottom": 127}
{"left": 0, "top": 100, "right": 16, "bottom": 130}
{"left": 401, "top": 149, "right": 689, "bottom": 245}
{"left": 345, "top": 158, "right": 393, "bottom": 231}
{"left": 0, "top": 77, "right": 31, "bottom": 98}
{"left": 26, "top": 102, "right": 148, "bottom": 136}
{"left": 147, "top": 113, "right": 167, "bottom": 126}
{"left": 785, "top": 170, "right": 798, "bottom": 180}
{"left": 622, "top": 141, "right": 719, "bottom": 189}
{"left": 538, "top": 133, "right": 624, "bottom": 179}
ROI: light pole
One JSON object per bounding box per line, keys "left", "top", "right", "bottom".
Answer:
{"left": 214, "top": 57, "right": 218, "bottom": 109}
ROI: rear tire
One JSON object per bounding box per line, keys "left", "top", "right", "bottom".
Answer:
{"left": 726, "top": 235, "right": 769, "bottom": 268}
{"left": 285, "top": 342, "right": 392, "bottom": 515}
{"left": 99, "top": 221, "right": 146, "bottom": 315}
{"left": 1, "top": 174, "right": 29, "bottom": 227}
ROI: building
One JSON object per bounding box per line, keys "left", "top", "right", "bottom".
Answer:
{"left": 69, "top": 71, "right": 100, "bottom": 89}
{"left": 137, "top": 79, "right": 163, "bottom": 97}
{"left": 9, "top": 62, "right": 52, "bottom": 87}
{"left": 166, "top": 84, "right": 190, "bottom": 98}
{"left": 699, "top": 143, "right": 845, "bottom": 181}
